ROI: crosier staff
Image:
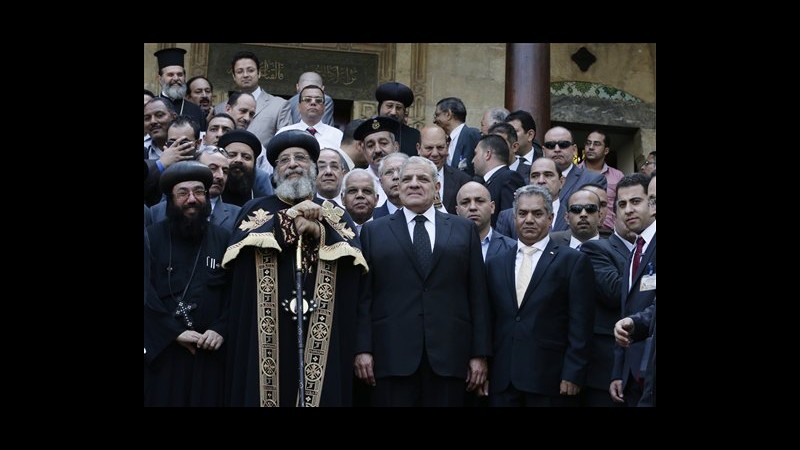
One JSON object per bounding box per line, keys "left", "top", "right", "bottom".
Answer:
{"left": 295, "top": 234, "right": 306, "bottom": 407}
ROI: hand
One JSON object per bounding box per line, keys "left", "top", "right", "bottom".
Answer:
{"left": 560, "top": 380, "right": 580, "bottom": 396}
{"left": 609, "top": 379, "right": 624, "bottom": 403}
{"left": 198, "top": 329, "right": 223, "bottom": 351}
{"left": 354, "top": 353, "right": 376, "bottom": 386}
{"left": 478, "top": 380, "right": 489, "bottom": 397}
{"left": 291, "top": 200, "right": 322, "bottom": 222}
{"left": 465, "top": 357, "right": 487, "bottom": 392}
{"left": 160, "top": 138, "right": 195, "bottom": 168}
{"left": 176, "top": 330, "right": 202, "bottom": 355}
{"left": 614, "top": 317, "right": 635, "bottom": 347}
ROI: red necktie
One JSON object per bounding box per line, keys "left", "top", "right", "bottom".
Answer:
{"left": 307, "top": 127, "right": 317, "bottom": 136}
{"left": 632, "top": 236, "right": 645, "bottom": 276}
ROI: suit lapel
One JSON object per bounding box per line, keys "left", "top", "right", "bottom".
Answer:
{"left": 560, "top": 166, "right": 580, "bottom": 201}
{"left": 504, "top": 245, "right": 519, "bottom": 310}
{"left": 254, "top": 93, "right": 268, "bottom": 117}
{"left": 633, "top": 233, "right": 656, "bottom": 282}
{"left": 520, "top": 239, "right": 558, "bottom": 309}
{"left": 388, "top": 210, "right": 420, "bottom": 277}
{"left": 430, "top": 212, "right": 452, "bottom": 275}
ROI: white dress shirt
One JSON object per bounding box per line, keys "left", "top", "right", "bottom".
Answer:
{"left": 403, "top": 206, "right": 436, "bottom": 252}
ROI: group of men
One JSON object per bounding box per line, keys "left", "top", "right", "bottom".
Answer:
{"left": 144, "top": 47, "right": 656, "bottom": 407}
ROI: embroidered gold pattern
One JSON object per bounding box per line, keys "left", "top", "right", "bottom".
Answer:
{"left": 239, "top": 209, "right": 274, "bottom": 232}
{"left": 299, "top": 260, "right": 338, "bottom": 407}
{"left": 222, "top": 232, "right": 280, "bottom": 268}
{"left": 256, "top": 249, "right": 280, "bottom": 407}
{"left": 320, "top": 200, "right": 356, "bottom": 240}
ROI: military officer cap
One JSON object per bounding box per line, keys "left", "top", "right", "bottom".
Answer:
{"left": 266, "top": 130, "right": 321, "bottom": 168}
{"left": 375, "top": 82, "right": 414, "bottom": 108}
{"left": 154, "top": 47, "right": 187, "bottom": 70}
{"left": 353, "top": 116, "right": 400, "bottom": 141}
{"left": 160, "top": 160, "right": 213, "bottom": 194}
{"left": 218, "top": 129, "right": 262, "bottom": 158}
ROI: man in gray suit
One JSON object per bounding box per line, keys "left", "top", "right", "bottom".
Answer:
{"left": 541, "top": 126, "right": 606, "bottom": 231}
{"left": 213, "top": 51, "right": 288, "bottom": 157}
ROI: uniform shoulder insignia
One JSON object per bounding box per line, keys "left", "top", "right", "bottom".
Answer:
{"left": 321, "top": 200, "right": 355, "bottom": 240}
{"left": 239, "top": 208, "right": 274, "bottom": 232}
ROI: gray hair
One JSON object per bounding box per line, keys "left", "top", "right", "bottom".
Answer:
{"left": 341, "top": 168, "right": 378, "bottom": 196}
{"left": 513, "top": 184, "right": 553, "bottom": 216}
{"left": 400, "top": 156, "right": 438, "bottom": 181}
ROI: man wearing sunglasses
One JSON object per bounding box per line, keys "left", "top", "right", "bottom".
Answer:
{"left": 542, "top": 127, "right": 606, "bottom": 232}
{"left": 550, "top": 189, "right": 603, "bottom": 249}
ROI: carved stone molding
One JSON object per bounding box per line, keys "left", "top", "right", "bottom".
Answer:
{"left": 408, "top": 43, "right": 427, "bottom": 130}
{"left": 189, "top": 43, "right": 209, "bottom": 77}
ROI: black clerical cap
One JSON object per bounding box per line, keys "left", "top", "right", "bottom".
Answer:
{"left": 266, "top": 130, "right": 320, "bottom": 168}
{"left": 160, "top": 161, "right": 213, "bottom": 194}
{"left": 353, "top": 116, "right": 400, "bottom": 141}
{"left": 376, "top": 82, "right": 414, "bottom": 108}
{"left": 154, "top": 47, "right": 186, "bottom": 70}
{"left": 218, "top": 129, "right": 262, "bottom": 158}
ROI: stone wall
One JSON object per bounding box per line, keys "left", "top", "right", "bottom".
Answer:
{"left": 144, "top": 43, "right": 655, "bottom": 170}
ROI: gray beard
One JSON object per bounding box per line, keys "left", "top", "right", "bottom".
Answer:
{"left": 163, "top": 83, "right": 187, "bottom": 101}
{"left": 275, "top": 176, "right": 314, "bottom": 201}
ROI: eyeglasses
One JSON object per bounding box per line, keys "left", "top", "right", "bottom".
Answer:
{"left": 567, "top": 204, "right": 599, "bottom": 214}
{"left": 585, "top": 140, "right": 604, "bottom": 147}
{"left": 175, "top": 187, "right": 207, "bottom": 199}
{"left": 301, "top": 96, "right": 324, "bottom": 104}
{"left": 543, "top": 140, "right": 573, "bottom": 150}
{"left": 641, "top": 161, "right": 655, "bottom": 169}
{"left": 276, "top": 153, "right": 310, "bottom": 166}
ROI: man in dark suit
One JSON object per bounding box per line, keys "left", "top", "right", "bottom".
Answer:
{"left": 355, "top": 156, "right": 491, "bottom": 407}
{"left": 505, "top": 110, "right": 542, "bottom": 182}
{"left": 578, "top": 199, "right": 637, "bottom": 407}
{"left": 376, "top": 82, "right": 421, "bottom": 158}
{"left": 495, "top": 157, "right": 563, "bottom": 240}
{"left": 456, "top": 181, "right": 516, "bottom": 263}
{"left": 417, "top": 125, "right": 471, "bottom": 214}
{"left": 485, "top": 185, "right": 595, "bottom": 406}
{"left": 472, "top": 135, "right": 525, "bottom": 227}
{"left": 541, "top": 126, "right": 607, "bottom": 231}
{"left": 613, "top": 171, "right": 656, "bottom": 407}
{"left": 371, "top": 151, "right": 409, "bottom": 219}
{"left": 434, "top": 97, "right": 482, "bottom": 176}
{"left": 609, "top": 173, "right": 656, "bottom": 407}
{"left": 488, "top": 122, "right": 530, "bottom": 184}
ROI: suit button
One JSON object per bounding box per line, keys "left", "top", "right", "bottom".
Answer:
{"left": 515, "top": 316, "right": 520, "bottom": 322}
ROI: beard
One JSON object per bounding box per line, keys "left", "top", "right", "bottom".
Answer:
{"left": 225, "top": 162, "right": 255, "bottom": 196}
{"left": 162, "top": 81, "right": 187, "bottom": 101}
{"left": 274, "top": 165, "right": 317, "bottom": 202}
{"left": 167, "top": 197, "right": 211, "bottom": 241}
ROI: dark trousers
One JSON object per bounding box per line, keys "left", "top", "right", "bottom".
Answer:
{"left": 371, "top": 350, "right": 465, "bottom": 407}
{"left": 579, "top": 387, "right": 622, "bottom": 407}
{"left": 623, "top": 374, "right": 644, "bottom": 407}
{"left": 490, "top": 384, "right": 579, "bottom": 407}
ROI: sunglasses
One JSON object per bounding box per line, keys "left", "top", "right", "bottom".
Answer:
{"left": 568, "top": 204, "right": 599, "bottom": 214}
{"left": 543, "top": 140, "right": 573, "bottom": 150}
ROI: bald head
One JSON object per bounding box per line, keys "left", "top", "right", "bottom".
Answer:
{"left": 456, "top": 181, "right": 495, "bottom": 238}
{"left": 417, "top": 125, "right": 449, "bottom": 170}
{"left": 297, "top": 72, "right": 324, "bottom": 92}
